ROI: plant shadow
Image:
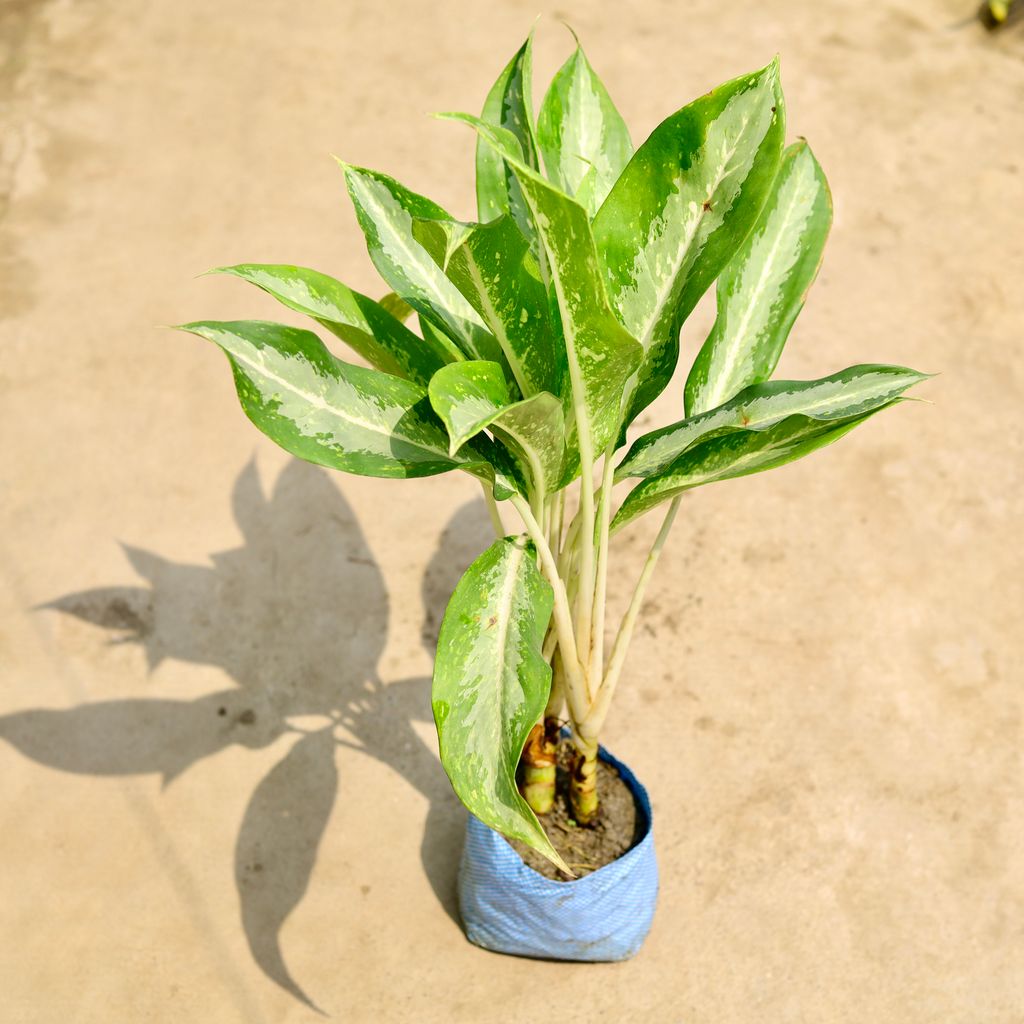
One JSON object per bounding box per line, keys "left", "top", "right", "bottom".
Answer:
{"left": 0, "top": 458, "right": 494, "bottom": 1013}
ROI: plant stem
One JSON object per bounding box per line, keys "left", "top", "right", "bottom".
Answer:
{"left": 481, "top": 483, "right": 505, "bottom": 538}
{"left": 581, "top": 495, "right": 681, "bottom": 740}
{"left": 569, "top": 738, "right": 599, "bottom": 825}
{"left": 574, "top": 452, "right": 596, "bottom": 676}
{"left": 510, "top": 494, "right": 590, "bottom": 723}
{"left": 519, "top": 721, "right": 557, "bottom": 815}
{"left": 589, "top": 444, "right": 616, "bottom": 685}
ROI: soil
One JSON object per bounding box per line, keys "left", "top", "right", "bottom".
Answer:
{"left": 509, "top": 741, "right": 643, "bottom": 881}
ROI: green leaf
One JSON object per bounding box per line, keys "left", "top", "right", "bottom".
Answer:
{"left": 593, "top": 60, "right": 786, "bottom": 422}
{"left": 613, "top": 403, "right": 906, "bottom": 532}
{"left": 685, "top": 141, "right": 832, "bottom": 416}
{"left": 503, "top": 158, "right": 642, "bottom": 467}
{"left": 445, "top": 214, "right": 563, "bottom": 398}
{"left": 445, "top": 112, "right": 643, "bottom": 469}
{"left": 209, "top": 264, "right": 454, "bottom": 388}
{"left": 476, "top": 33, "right": 540, "bottom": 223}
{"left": 618, "top": 364, "right": 929, "bottom": 481}
{"left": 378, "top": 291, "right": 415, "bottom": 323}
{"left": 537, "top": 44, "right": 632, "bottom": 217}
{"left": 410, "top": 216, "right": 476, "bottom": 270}
{"left": 176, "top": 319, "right": 516, "bottom": 496}
{"left": 428, "top": 361, "right": 565, "bottom": 497}
{"left": 432, "top": 536, "right": 568, "bottom": 873}
{"left": 340, "top": 163, "right": 505, "bottom": 366}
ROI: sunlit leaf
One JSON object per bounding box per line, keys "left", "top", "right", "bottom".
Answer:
{"left": 537, "top": 44, "right": 632, "bottom": 217}
{"left": 593, "top": 61, "right": 785, "bottom": 423}
{"left": 432, "top": 536, "right": 568, "bottom": 873}
{"left": 613, "top": 404, "right": 904, "bottom": 531}
{"left": 176, "top": 319, "right": 517, "bottom": 496}
{"left": 685, "top": 140, "right": 832, "bottom": 415}
{"left": 618, "top": 365, "right": 929, "bottom": 480}
{"left": 210, "top": 263, "right": 454, "bottom": 387}
{"left": 428, "top": 361, "right": 565, "bottom": 497}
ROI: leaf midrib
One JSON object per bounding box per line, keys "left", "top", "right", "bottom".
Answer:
{"left": 701, "top": 163, "right": 807, "bottom": 411}
{"left": 635, "top": 109, "right": 755, "bottom": 353}
{"left": 230, "top": 344, "right": 452, "bottom": 463}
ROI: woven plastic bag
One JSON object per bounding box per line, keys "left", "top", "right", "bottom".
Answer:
{"left": 457, "top": 746, "right": 658, "bottom": 961}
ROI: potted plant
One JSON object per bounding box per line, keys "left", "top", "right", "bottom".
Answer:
{"left": 176, "top": 29, "right": 928, "bottom": 961}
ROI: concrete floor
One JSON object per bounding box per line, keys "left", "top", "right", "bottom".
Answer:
{"left": 2, "top": 1, "right": 1022, "bottom": 1021}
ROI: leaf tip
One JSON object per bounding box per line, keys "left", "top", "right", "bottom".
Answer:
{"left": 556, "top": 18, "right": 582, "bottom": 50}
{"left": 198, "top": 265, "right": 234, "bottom": 279}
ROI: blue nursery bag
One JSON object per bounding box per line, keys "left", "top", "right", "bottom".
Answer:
{"left": 457, "top": 746, "right": 658, "bottom": 961}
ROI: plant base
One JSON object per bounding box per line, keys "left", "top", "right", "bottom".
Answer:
{"left": 457, "top": 746, "right": 658, "bottom": 962}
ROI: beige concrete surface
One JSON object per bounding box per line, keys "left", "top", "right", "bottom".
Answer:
{"left": 2, "top": 0, "right": 1023, "bottom": 1020}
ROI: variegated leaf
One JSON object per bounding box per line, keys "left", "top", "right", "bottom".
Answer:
{"left": 209, "top": 264, "right": 454, "bottom": 388}
{"left": 618, "top": 365, "right": 929, "bottom": 480}
{"left": 685, "top": 140, "right": 833, "bottom": 416}
{"left": 593, "top": 60, "right": 785, "bottom": 422}
{"left": 613, "top": 405, "right": 899, "bottom": 531}
{"left": 537, "top": 44, "right": 632, "bottom": 217}
{"left": 476, "top": 32, "right": 540, "bottom": 223}
{"left": 428, "top": 361, "right": 565, "bottom": 497}
{"left": 340, "top": 163, "right": 505, "bottom": 366}
{"left": 176, "top": 320, "right": 516, "bottom": 496}
{"left": 443, "top": 113, "right": 643, "bottom": 471}
{"left": 445, "top": 214, "right": 563, "bottom": 398}
{"left": 432, "top": 536, "right": 567, "bottom": 873}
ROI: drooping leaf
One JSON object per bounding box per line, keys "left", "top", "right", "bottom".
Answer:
{"left": 593, "top": 60, "right": 786, "bottom": 423}
{"left": 428, "top": 361, "right": 565, "bottom": 497}
{"left": 612, "top": 404, "right": 902, "bottom": 532}
{"left": 176, "top": 320, "right": 517, "bottom": 496}
{"left": 340, "top": 163, "right": 505, "bottom": 366}
{"left": 445, "top": 214, "right": 563, "bottom": 398}
{"left": 209, "top": 263, "right": 455, "bottom": 388}
{"left": 617, "top": 364, "right": 929, "bottom": 480}
{"left": 432, "top": 536, "right": 568, "bottom": 873}
{"left": 685, "top": 140, "right": 833, "bottom": 416}
{"left": 537, "top": 44, "right": 632, "bottom": 217}
{"left": 476, "top": 33, "right": 540, "bottom": 223}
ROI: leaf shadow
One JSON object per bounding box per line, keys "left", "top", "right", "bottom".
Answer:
{"left": 0, "top": 457, "right": 494, "bottom": 1012}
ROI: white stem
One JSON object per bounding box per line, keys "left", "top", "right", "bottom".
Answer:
{"left": 589, "top": 445, "right": 616, "bottom": 685}
{"left": 574, "top": 452, "right": 596, "bottom": 674}
{"left": 481, "top": 483, "right": 505, "bottom": 538}
{"left": 510, "top": 494, "right": 590, "bottom": 723}
{"left": 581, "top": 495, "right": 681, "bottom": 740}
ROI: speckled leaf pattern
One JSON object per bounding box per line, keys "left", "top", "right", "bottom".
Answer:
{"left": 428, "top": 361, "right": 565, "bottom": 496}
{"left": 341, "top": 163, "right": 504, "bottom": 366}
{"left": 685, "top": 141, "right": 833, "bottom": 416}
{"left": 432, "top": 537, "right": 567, "bottom": 873}
{"left": 210, "top": 264, "right": 454, "bottom": 388}
{"left": 593, "top": 61, "right": 785, "bottom": 422}
{"left": 446, "top": 215, "right": 562, "bottom": 398}
{"left": 537, "top": 45, "right": 632, "bottom": 218}
{"left": 613, "top": 405, "right": 898, "bottom": 532}
{"left": 410, "top": 216, "right": 476, "bottom": 271}
{"left": 176, "top": 320, "right": 516, "bottom": 496}
{"left": 617, "top": 365, "right": 929, "bottom": 481}
{"left": 506, "top": 160, "right": 642, "bottom": 465}
{"left": 476, "top": 33, "right": 539, "bottom": 224}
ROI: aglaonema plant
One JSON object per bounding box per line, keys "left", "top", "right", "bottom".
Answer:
{"left": 177, "top": 32, "right": 929, "bottom": 876}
